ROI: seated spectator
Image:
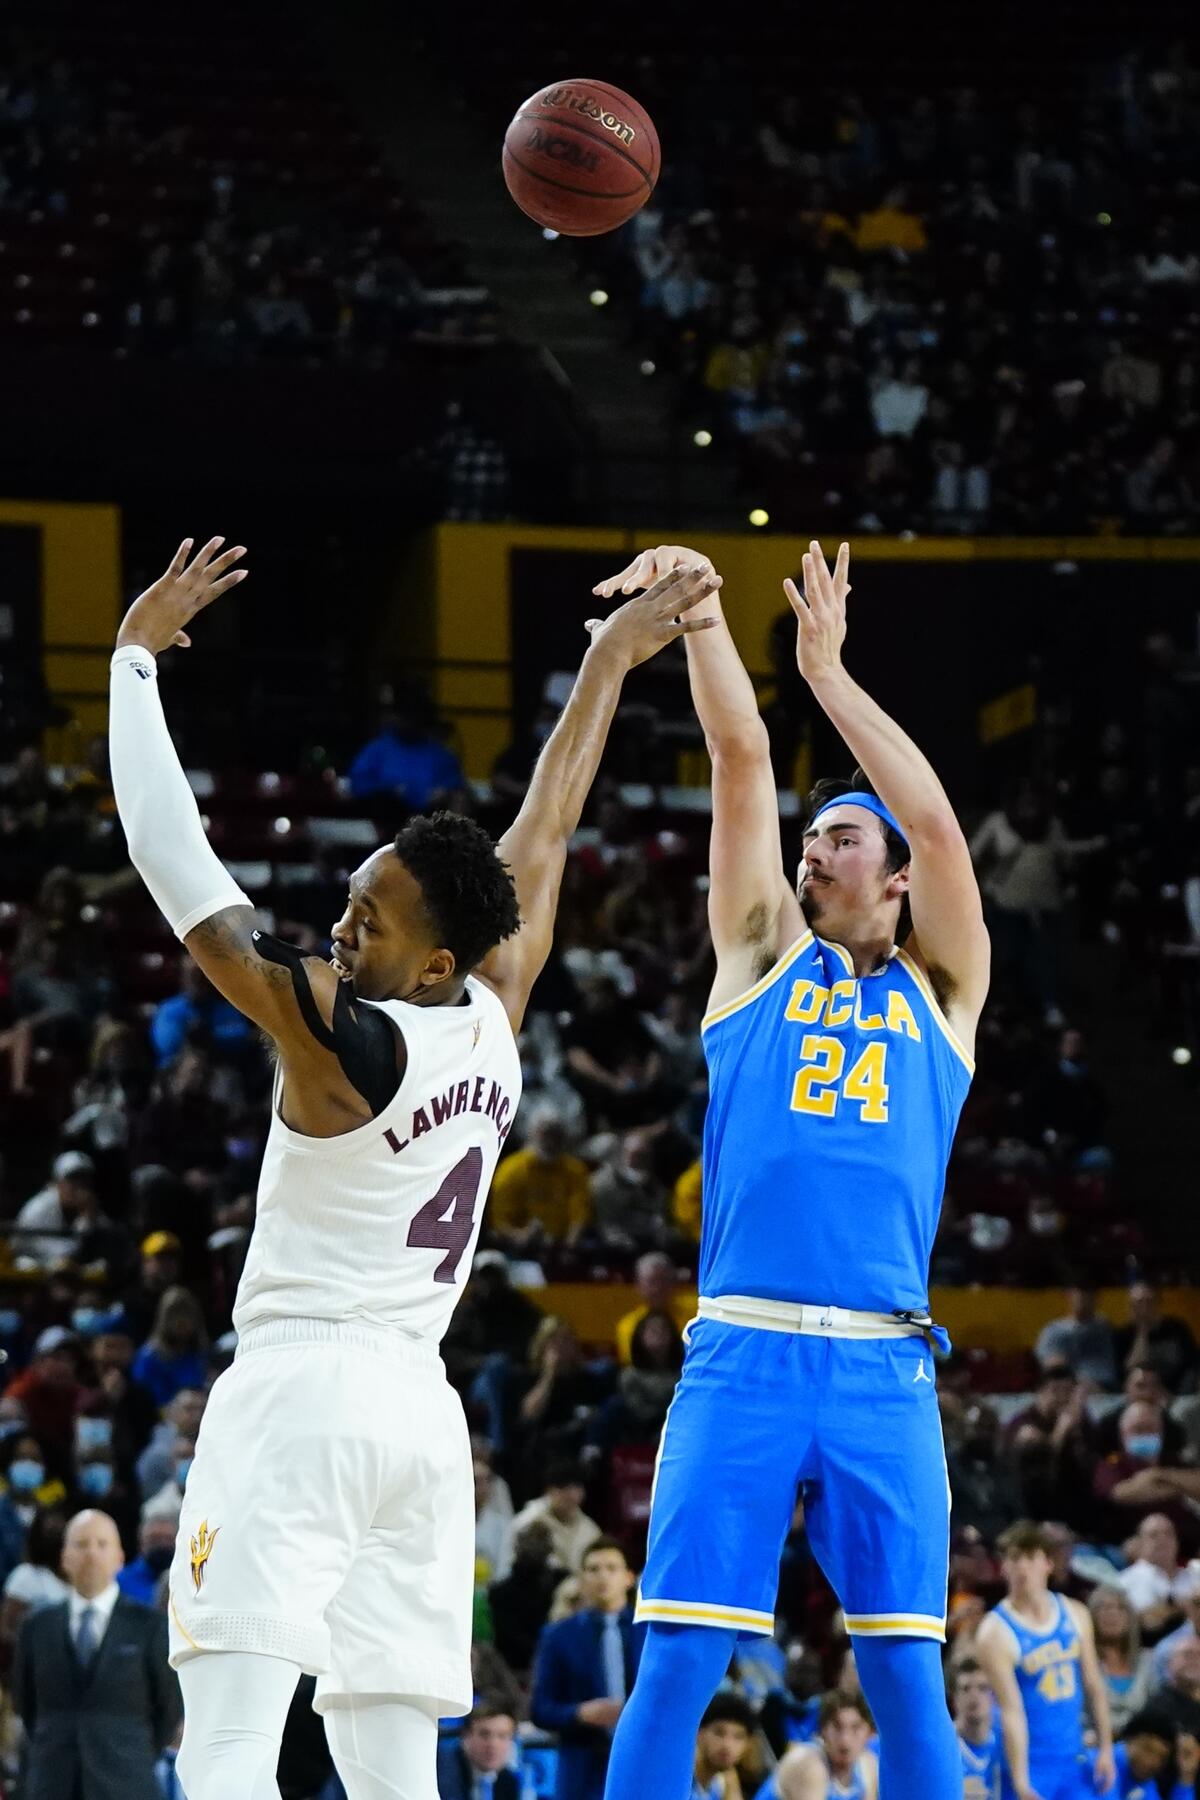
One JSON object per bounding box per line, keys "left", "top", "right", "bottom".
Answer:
{"left": 346, "top": 691, "right": 464, "bottom": 810}
{"left": 489, "top": 1107, "right": 591, "bottom": 1248}
{"left": 1118, "top": 1514, "right": 1192, "bottom": 1639}
{"left": 692, "top": 1693, "right": 756, "bottom": 1799}
{"left": 117, "top": 1504, "right": 178, "bottom": 1607}
{"left": 590, "top": 1129, "right": 672, "bottom": 1251}
{"left": 0, "top": 1430, "right": 68, "bottom": 1527}
{"left": 133, "top": 1046, "right": 233, "bottom": 1175}
{"left": 766, "top": 1689, "right": 878, "bottom": 1800}
{"left": 1114, "top": 1283, "right": 1198, "bottom": 1394}
{"left": 531, "top": 1536, "right": 641, "bottom": 1800}
{"left": 1110, "top": 1709, "right": 1184, "bottom": 1797}
{"left": 589, "top": 1310, "right": 684, "bottom": 1451}
{"left": 563, "top": 974, "right": 669, "bottom": 1129}
{"left": 148, "top": 957, "right": 253, "bottom": 1068}
{"left": 1041, "top": 1521, "right": 1094, "bottom": 1605}
{"left": 1097, "top": 1364, "right": 1187, "bottom": 1461}
{"left": 1035, "top": 1284, "right": 1118, "bottom": 1390}
{"left": 506, "top": 1461, "right": 601, "bottom": 1576}
{"left": 1151, "top": 1636, "right": 1200, "bottom": 1741}
{"left": 489, "top": 1518, "right": 564, "bottom": 1676}
{"left": 945, "top": 1400, "right": 1024, "bottom": 1544}
{"left": 1, "top": 1508, "right": 68, "bottom": 1649}
{"left": 13, "top": 1151, "right": 128, "bottom": 1274}
{"left": 77, "top": 1328, "right": 159, "bottom": 1476}
{"left": 442, "top": 1252, "right": 542, "bottom": 1393}
{"left": 615, "top": 1253, "right": 695, "bottom": 1365}
{"left": 1030, "top": 1032, "right": 1111, "bottom": 1170}
{"left": 473, "top": 1449, "right": 514, "bottom": 1585}
{"left": 131, "top": 1287, "right": 209, "bottom": 1409}
{"left": 436, "top": 1704, "right": 523, "bottom": 1800}
{"left": 1088, "top": 1585, "right": 1156, "bottom": 1734}
{"left": 120, "top": 1230, "right": 185, "bottom": 1344}
{"left": 1153, "top": 1570, "right": 1200, "bottom": 1684}
{"left": 759, "top": 1643, "right": 824, "bottom": 1757}
{"left": 1004, "top": 1361, "right": 1097, "bottom": 1528}
{"left": 516, "top": 1318, "right": 614, "bottom": 1465}
{"left": 4, "top": 1327, "right": 82, "bottom": 1460}
{"left": 1093, "top": 1402, "right": 1200, "bottom": 1551}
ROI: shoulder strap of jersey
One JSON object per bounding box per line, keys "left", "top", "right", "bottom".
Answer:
{"left": 252, "top": 930, "right": 404, "bottom": 1116}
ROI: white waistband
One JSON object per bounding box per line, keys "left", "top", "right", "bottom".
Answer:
{"left": 235, "top": 1315, "right": 440, "bottom": 1368}
{"left": 695, "top": 1294, "right": 928, "bottom": 1339}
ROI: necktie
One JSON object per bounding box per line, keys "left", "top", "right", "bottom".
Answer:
{"left": 601, "top": 1613, "right": 625, "bottom": 1701}
{"left": 474, "top": 1776, "right": 496, "bottom": 1800}
{"left": 76, "top": 1604, "right": 99, "bottom": 1667}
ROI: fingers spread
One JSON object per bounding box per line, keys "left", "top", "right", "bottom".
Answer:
{"left": 206, "top": 544, "right": 247, "bottom": 580}
{"left": 169, "top": 538, "right": 194, "bottom": 577}
{"left": 783, "top": 576, "right": 808, "bottom": 617}
{"left": 188, "top": 535, "right": 225, "bottom": 575}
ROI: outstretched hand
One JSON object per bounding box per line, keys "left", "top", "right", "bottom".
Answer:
{"left": 783, "top": 540, "right": 851, "bottom": 685}
{"left": 584, "top": 562, "right": 721, "bottom": 670}
{"left": 592, "top": 542, "right": 714, "bottom": 599}
{"left": 115, "top": 536, "right": 248, "bottom": 656}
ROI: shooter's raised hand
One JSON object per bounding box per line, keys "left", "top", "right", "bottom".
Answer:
{"left": 115, "top": 536, "right": 248, "bottom": 655}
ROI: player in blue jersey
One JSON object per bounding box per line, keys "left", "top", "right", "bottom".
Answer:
{"left": 755, "top": 1690, "right": 879, "bottom": 1800}
{"left": 592, "top": 539, "right": 992, "bottom": 1800}
{"left": 976, "top": 1522, "right": 1114, "bottom": 1800}
{"left": 1097, "top": 1709, "right": 1186, "bottom": 1800}
{"left": 954, "top": 1659, "right": 1004, "bottom": 1800}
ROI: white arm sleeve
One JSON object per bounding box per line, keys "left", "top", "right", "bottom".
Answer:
{"left": 109, "top": 645, "right": 252, "bottom": 941}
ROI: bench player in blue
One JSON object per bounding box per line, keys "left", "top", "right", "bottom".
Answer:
{"left": 976, "top": 1522, "right": 1114, "bottom": 1800}
{"left": 954, "top": 1659, "right": 1004, "bottom": 1800}
{"left": 591, "top": 539, "right": 992, "bottom": 1800}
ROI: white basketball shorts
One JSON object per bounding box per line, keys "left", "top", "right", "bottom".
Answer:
{"left": 167, "top": 1316, "right": 474, "bottom": 1715}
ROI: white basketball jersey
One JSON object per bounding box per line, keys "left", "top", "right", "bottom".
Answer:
{"left": 232, "top": 973, "right": 523, "bottom": 1346}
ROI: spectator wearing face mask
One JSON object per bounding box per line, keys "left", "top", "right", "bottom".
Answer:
{"left": 1095, "top": 1403, "right": 1200, "bottom": 1551}
{"left": 135, "top": 1388, "right": 206, "bottom": 1500}
{"left": 590, "top": 1130, "right": 672, "bottom": 1251}
{"left": 0, "top": 1430, "right": 68, "bottom": 1526}
{"left": 118, "top": 1505, "right": 179, "bottom": 1607}
{"left": 1119, "top": 1514, "right": 1193, "bottom": 1639}
{"left": 145, "top": 1431, "right": 195, "bottom": 1518}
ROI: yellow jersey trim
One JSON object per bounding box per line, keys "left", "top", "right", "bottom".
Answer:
{"left": 844, "top": 1611, "right": 947, "bottom": 1641}
{"left": 894, "top": 950, "right": 975, "bottom": 1074}
{"left": 168, "top": 1589, "right": 202, "bottom": 1652}
{"left": 702, "top": 932, "right": 814, "bottom": 1032}
{"left": 635, "top": 1596, "right": 776, "bottom": 1633}
{"left": 815, "top": 933, "right": 856, "bottom": 977}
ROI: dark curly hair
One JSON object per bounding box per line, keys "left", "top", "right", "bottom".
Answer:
{"left": 802, "top": 767, "right": 912, "bottom": 940}
{"left": 393, "top": 812, "right": 521, "bottom": 974}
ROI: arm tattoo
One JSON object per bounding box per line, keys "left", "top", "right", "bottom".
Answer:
{"left": 189, "top": 909, "right": 292, "bottom": 990}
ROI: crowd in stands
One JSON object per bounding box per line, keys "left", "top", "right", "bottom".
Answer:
{"left": 0, "top": 20, "right": 499, "bottom": 360}
{"left": 0, "top": 621, "right": 1198, "bottom": 1793}
{"left": 615, "top": 37, "right": 1200, "bottom": 535}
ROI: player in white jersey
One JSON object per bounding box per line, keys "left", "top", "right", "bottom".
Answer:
{"left": 107, "top": 537, "right": 722, "bottom": 1800}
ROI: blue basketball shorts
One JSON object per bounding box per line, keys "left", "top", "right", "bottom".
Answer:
{"left": 635, "top": 1317, "right": 949, "bottom": 1641}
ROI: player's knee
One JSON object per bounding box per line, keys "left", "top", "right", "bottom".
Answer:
{"left": 177, "top": 1721, "right": 279, "bottom": 1798}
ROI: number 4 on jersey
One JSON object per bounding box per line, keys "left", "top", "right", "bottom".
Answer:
{"left": 406, "top": 1148, "right": 484, "bottom": 1283}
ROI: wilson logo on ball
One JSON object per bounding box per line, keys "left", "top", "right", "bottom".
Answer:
{"left": 542, "top": 87, "right": 636, "bottom": 146}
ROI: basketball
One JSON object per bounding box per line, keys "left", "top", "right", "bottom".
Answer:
{"left": 502, "top": 79, "right": 660, "bottom": 237}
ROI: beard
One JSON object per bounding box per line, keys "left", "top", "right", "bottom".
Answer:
{"left": 798, "top": 878, "right": 830, "bottom": 925}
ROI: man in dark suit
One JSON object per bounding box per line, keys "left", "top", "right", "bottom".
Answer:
{"left": 13, "top": 1507, "right": 180, "bottom": 1800}
{"left": 531, "top": 1536, "right": 644, "bottom": 1800}
{"left": 436, "top": 1704, "right": 524, "bottom": 1799}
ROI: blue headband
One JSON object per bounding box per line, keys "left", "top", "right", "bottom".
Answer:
{"left": 810, "top": 791, "right": 906, "bottom": 842}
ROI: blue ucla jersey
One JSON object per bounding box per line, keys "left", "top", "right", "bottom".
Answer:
{"left": 699, "top": 931, "right": 973, "bottom": 1311}
{"left": 960, "top": 1724, "right": 1003, "bottom": 1800}
{"left": 754, "top": 1753, "right": 872, "bottom": 1800}
{"left": 994, "top": 1595, "right": 1084, "bottom": 1765}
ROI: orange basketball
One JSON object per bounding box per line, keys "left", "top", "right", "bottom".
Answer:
{"left": 502, "top": 79, "right": 660, "bottom": 237}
